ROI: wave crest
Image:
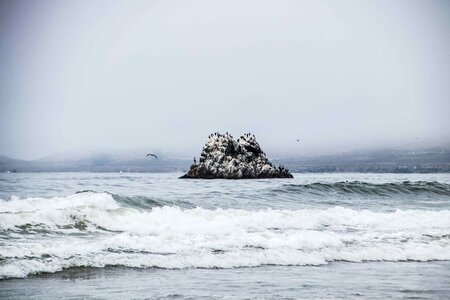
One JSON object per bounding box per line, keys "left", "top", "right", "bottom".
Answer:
{"left": 276, "top": 181, "right": 450, "bottom": 197}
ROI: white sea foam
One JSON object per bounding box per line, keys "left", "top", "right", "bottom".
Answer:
{"left": 1, "top": 192, "right": 450, "bottom": 278}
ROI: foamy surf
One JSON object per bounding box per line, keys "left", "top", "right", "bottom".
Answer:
{"left": 1, "top": 192, "right": 450, "bottom": 279}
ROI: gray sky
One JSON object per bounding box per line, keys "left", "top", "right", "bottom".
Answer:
{"left": 1, "top": 0, "right": 449, "bottom": 160}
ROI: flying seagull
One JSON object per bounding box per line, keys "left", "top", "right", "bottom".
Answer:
{"left": 146, "top": 153, "right": 158, "bottom": 159}
{"left": 296, "top": 139, "right": 301, "bottom": 142}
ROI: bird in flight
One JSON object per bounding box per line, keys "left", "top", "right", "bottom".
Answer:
{"left": 296, "top": 139, "right": 301, "bottom": 142}
{"left": 146, "top": 153, "right": 158, "bottom": 159}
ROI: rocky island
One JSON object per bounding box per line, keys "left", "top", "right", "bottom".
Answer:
{"left": 180, "top": 132, "right": 293, "bottom": 179}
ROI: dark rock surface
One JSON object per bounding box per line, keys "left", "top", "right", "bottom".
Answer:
{"left": 180, "top": 133, "right": 293, "bottom": 179}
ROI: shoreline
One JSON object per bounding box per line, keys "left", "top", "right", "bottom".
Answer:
{"left": 2, "top": 261, "right": 449, "bottom": 299}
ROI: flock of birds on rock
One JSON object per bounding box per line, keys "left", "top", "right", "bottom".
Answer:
{"left": 237, "top": 133, "right": 256, "bottom": 143}
{"left": 207, "top": 132, "right": 234, "bottom": 140}
{"left": 198, "top": 132, "right": 269, "bottom": 163}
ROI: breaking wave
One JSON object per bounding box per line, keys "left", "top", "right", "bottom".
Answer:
{"left": 1, "top": 191, "right": 450, "bottom": 279}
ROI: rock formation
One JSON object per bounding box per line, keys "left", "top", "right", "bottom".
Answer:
{"left": 180, "top": 132, "right": 293, "bottom": 179}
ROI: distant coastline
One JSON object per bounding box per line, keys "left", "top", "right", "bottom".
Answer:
{"left": 273, "top": 148, "right": 450, "bottom": 173}
{"left": 1, "top": 148, "right": 449, "bottom": 173}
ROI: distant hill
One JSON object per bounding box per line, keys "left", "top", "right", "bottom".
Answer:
{"left": 275, "top": 148, "right": 450, "bottom": 173}
{"left": 0, "top": 155, "right": 32, "bottom": 172}
{"left": 0, "top": 152, "right": 191, "bottom": 173}
{"left": 1, "top": 148, "right": 449, "bottom": 173}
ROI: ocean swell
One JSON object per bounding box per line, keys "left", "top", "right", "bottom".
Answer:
{"left": 276, "top": 181, "right": 450, "bottom": 197}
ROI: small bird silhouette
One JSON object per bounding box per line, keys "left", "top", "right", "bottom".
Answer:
{"left": 296, "top": 139, "right": 301, "bottom": 142}
{"left": 146, "top": 153, "right": 158, "bottom": 159}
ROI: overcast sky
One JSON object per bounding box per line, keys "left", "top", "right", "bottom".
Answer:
{"left": 1, "top": 0, "right": 449, "bottom": 160}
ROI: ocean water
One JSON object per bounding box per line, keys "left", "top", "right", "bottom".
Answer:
{"left": 0, "top": 172, "right": 449, "bottom": 299}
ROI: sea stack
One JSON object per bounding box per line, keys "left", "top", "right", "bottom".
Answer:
{"left": 180, "top": 133, "right": 293, "bottom": 179}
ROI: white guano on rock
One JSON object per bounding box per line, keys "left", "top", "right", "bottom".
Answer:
{"left": 180, "top": 132, "right": 293, "bottom": 179}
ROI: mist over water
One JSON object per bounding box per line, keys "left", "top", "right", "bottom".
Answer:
{"left": 1, "top": 0, "right": 450, "bottom": 159}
